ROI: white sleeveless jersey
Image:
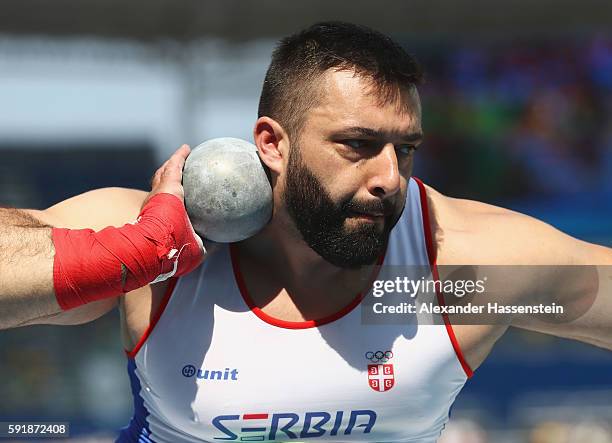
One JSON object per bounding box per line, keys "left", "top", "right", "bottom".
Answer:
{"left": 117, "top": 178, "right": 472, "bottom": 443}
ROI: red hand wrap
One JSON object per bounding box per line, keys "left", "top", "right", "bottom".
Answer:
{"left": 52, "top": 193, "right": 203, "bottom": 310}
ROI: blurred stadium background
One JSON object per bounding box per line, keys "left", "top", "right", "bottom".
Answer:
{"left": 0, "top": 0, "right": 611, "bottom": 441}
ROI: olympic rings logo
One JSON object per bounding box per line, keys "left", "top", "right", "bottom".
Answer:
{"left": 365, "top": 350, "right": 393, "bottom": 363}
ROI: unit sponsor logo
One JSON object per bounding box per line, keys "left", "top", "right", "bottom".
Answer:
{"left": 181, "top": 365, "right": 239, "bottom": 381}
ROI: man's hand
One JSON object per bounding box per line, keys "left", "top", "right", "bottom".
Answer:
{"left": 145, "top": 144, "right": 191, "bottom": 207}
{"left": 142, "top": 144, "right": 214, "bottom": 259}
{"left": 143, "top": 144, "right": 206, "bottom": 256}
{"left": 106, "top": 144, "right": 207, "bottom": 291}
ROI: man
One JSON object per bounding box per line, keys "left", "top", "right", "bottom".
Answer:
{"left": 1, "top": 22, "right": 611, "bottom": 442}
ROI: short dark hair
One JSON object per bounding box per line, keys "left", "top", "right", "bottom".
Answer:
{"left": 258, "top": 21, "right": 424, "bottom": 140}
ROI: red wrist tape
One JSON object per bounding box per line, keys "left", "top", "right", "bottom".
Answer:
{"left": 52, "top": 193, "right": 203, "bottom": 310}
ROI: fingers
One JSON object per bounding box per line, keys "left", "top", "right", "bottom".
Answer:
{"left": 168, "top": 144, "right": 190, "bottom": 171}
{"left": 150, "top": 162, "right": 166, "bottom": 189}
{"left": 149, "top": 144, "right": 191, "bottom": 192}
{"left": 175, "top": 144, "right": 191, "bottom": 165}
{"left": 161, "top": 144, "right": 190, "bottom": 181}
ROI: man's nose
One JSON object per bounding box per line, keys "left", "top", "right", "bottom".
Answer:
{"left": 365, "top": 143, "right": 401, "bottom": 199}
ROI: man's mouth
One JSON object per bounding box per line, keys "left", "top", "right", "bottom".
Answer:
{"left": 348, "top": 211, "right": 386, "bottom": 221}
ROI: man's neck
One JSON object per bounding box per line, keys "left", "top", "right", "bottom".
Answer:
{"left": 235, "top": 216, "right": 376, "bottom": 321}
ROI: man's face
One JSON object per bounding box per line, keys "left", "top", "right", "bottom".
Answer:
{"left": 282, "top": 70, "right": 423, "bottom": 268}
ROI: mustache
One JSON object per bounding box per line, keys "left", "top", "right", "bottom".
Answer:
{"left": 341, "top": 198, "right": 395, "bottom": 216}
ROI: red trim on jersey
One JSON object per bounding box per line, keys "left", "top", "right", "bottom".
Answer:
{"left": 230, "top": 244, "right": 386, "bottom": 330}
{"left": 412, "top": 177, "right": 474, "bottom": 379}
{"left": 125, "top": 278, "right": 178, "bottom": 359}
{"left": 243, "top": 414, "right": 269, "bottom": 420}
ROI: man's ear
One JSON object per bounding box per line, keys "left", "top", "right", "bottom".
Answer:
{"left": 253, "top": 116, "right": 288, "bottom": 175}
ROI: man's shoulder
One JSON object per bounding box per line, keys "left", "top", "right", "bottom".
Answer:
{"left": 422, "top": 183, "right": 578, "bottom": 265}
{"left": 29, "top": 187, "right": 147, "bottom": 230}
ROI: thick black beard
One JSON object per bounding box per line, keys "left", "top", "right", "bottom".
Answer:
{"left": 284, "top": 145, "right": 400, "bottom": 268}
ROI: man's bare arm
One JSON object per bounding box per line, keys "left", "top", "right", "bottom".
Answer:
{"left": 0, "top": 208, "right": 60, "bottom": 328}
{"left": 481, "top": 206, "right": 612, "bottom": 349}
{"left": 428, "top": 185, "right": 612, "bottom": 360}
{"left": 511, "top": 230, "right": 612, "bottom": 350}
{"left": 0, "top": 144, "right": 204, "bottom": 330}
{"left": 0, "top": 187, "right": 147, "bottom": 330}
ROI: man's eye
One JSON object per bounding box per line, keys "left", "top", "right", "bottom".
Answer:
{"left": 396, "top": 144, "right": 417, "bottom": 155}
{"left": 343, "top": 140, "right": 371, "bottom": 150}
{"left": 342, "top": 140, "right": 417, "bottom": 154}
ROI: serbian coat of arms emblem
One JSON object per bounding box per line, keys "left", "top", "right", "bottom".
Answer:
{"left": 367, "top": 363, "right": 394, "bottom": 392}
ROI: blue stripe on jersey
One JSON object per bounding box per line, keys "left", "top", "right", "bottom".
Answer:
{"left": 115, "top": 358, "right": 154, "bottom": 443}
